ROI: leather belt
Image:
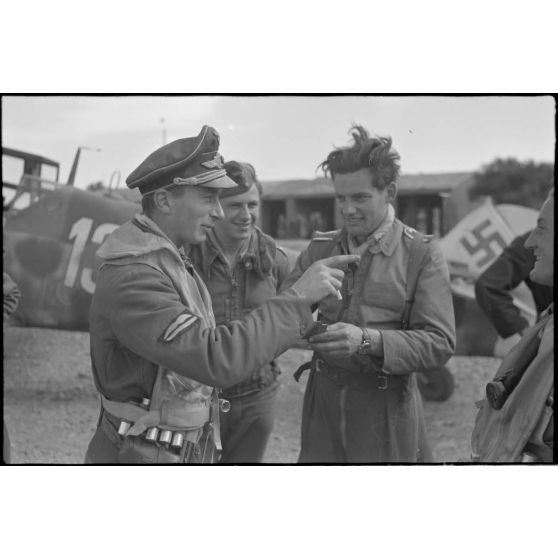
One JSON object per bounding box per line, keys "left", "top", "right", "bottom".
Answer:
{"left": 295, "top": 357, "right": 406, "bottom": 391}
{"left": 320, "top": 362, "right": 403, "bottom": 391}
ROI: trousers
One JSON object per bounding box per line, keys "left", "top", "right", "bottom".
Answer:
{"left": 219, "top": 380, "right": 279, "bottom": 464}
{"left": 299, "top": 369, "right": 432, "bottom": 463}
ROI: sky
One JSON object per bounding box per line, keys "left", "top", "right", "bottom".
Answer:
{"left": 2, "top": 95, "right": 555, "bottom": 189}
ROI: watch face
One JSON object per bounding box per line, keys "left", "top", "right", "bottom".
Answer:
{"left": 358, "top": 341, "right": 372, "bottom": 355}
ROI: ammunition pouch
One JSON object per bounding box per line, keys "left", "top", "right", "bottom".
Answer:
{"left": 101, "top": 395, "right": 211, "bottom": 435}
{"left": 118, "top": 435, "right": 184, "bottom": 464}
{"left": 102, "top": 392, "right": 223, "bottom": 463}
{"left": 101, "top": 386, "right": 226, "bottom": 464}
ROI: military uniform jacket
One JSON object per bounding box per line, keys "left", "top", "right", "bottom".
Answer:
{"left": 90, "top": 214, "right": 313, "bottom": 408}
{"left": 282, "top": 219, "right": 456, "bottom": 375}
{"left": 281, "top": 219, "right": 455, "bottom": 462}
{"left": 471, "top": 305, "right": 554, "bottom": 462}
{"left": 474, "top": 231, "right": 554, "bottom": 338}
{"left": 189, "top": 227, "right": 290, "bottom": 398}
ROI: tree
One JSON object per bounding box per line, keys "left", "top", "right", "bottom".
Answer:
{"left": 469, "top": 158, "right": 554, "bottom": 209}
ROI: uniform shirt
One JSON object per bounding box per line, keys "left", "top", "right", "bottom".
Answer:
{"left": 475, "top": 231, "right": 554, "bottom": 338}
{"left": 282, "top": 219, "right": 456, "bottom": 375}
{"left": 190, "top": 227, "right": 290, "bottom": 397}
{"left": 90, "top": 213, "right": 313, "bottom": 405}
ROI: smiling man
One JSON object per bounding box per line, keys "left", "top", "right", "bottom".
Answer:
{"left": 282, "top": 125, "right": 456, "bottom": 463}
{"left": 85, "top": 125, "right": 359, "bottom": 464}
{"left": 190, "top": 161, "right": 290, "bottom": 463}
{"left": 472, "top": 188, "right": 554, "bottom": 462}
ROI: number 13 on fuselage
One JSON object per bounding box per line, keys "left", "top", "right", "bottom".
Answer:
{"left": 64, "top": 217, "right": 119, "bottom": 294}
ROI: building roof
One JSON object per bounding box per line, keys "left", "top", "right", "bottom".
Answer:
{"left": 261, "top": 171, "right": 474, "bottom": 199}
{"left": 261, "top": 177, "right": 335, "bottom": 199}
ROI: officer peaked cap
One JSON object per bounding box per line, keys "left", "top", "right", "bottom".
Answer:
{"left": 126, "top": 125, "right": 237, "bottom": 195}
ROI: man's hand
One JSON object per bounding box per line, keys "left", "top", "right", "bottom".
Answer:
{"left": 292, "top": 255, "right": 360, "bottom": 305}
{"left": 308, "top": 322, "right": 364, "bottom": 358}
{"left": 291, "top": 338, "right": 312, "bottom": 350}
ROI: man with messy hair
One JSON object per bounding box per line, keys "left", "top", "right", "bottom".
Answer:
{"left": 283, "top": 125, "right": 456, "bottom": 463}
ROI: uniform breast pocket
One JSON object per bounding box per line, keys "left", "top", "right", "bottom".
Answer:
{"left": 361, "top": 281, "right": 405, "bottom": 323}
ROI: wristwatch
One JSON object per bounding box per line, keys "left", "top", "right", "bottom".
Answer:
{"left": 357, "top": 327, "right": 373, "bottom": 355}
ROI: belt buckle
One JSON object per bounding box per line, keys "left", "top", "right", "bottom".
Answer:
{"left": 315, "top": 358, "right": 323, "bottom": 372}
{"left": 377, "top": 374, "right": 388, "bottom": 390}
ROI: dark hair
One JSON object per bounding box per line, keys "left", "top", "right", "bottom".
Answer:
{"left": 224, "top": 160, "right": 263, "bottom": 195}
{"left": 320, "top": 124, "right": 401, "bottom": 190}
{"left": 141, "top": 192, "right": 155, "bottom": 215}
{"left": 141, "top": 183, "right": 186, "bottom": 216}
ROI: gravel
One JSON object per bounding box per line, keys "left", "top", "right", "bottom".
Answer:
{"left": 3, "top": 326, "right": 499, "bottom": 464}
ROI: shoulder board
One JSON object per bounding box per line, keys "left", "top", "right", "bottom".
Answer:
{"left": 403, "top": 226, "right": 434, "bottom": 243}
{"left": 311, "top": 229, "right": 340, "bottom": 241}
{"left": 276, "top": 245, "right": 288, "bottom": 257}
{"left": 403, "top": 226, "right": 417, "bottom": 240}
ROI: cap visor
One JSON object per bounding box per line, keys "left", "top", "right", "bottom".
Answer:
{"left": 201, "top": 174, "right": 237, "bottom": 189}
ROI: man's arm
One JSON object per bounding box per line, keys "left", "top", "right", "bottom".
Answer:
{"left": 279, "top": 246, "right": 313, "bottom": 293}
{"left": 380, "top": 241, "right": 456, "bottom": 374}
{"left": 97, "top": 264, "right": 312, "bottom": 389}
{"left": 97, "top": 254, "right": 357, "bottom": 389}
{"left": 474, "top": 232, "right": 533, "bottom": 338}
{"left": 273, "top": 246, "right": 292, "bottom": 292}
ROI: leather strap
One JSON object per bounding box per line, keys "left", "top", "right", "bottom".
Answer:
{"left": 294, "top": 360, "right": 313, "bottom": 382}
{"left": 210, "top": 390, "right": 223, "bottom": 451}
{"left": 402, "top": 234, "right": 430, "bottom": 330}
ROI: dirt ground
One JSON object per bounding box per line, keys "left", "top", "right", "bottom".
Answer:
{"left": 3, "top": 326, "right": 499, "bottom": 464}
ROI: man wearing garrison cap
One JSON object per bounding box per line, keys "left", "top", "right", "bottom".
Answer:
{"left": 85, "top": 125, "right": 359, "bottom": 464}
{"left": 189, "top": 160, "right": 291, "bottom": 463}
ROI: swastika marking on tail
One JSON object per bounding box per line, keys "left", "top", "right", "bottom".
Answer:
{"left": 460, "top": 219, "right": 507, "bottom": 268}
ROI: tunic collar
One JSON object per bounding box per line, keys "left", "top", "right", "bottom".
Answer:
{"left": 336, "top": 208, "right": 401, "bottom": 257}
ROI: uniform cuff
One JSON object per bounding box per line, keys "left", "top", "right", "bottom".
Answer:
{"left": 280, "top": 287, "right": 314, "bottom": 337}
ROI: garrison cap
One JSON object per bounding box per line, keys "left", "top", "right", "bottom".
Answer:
{"left": 219, "top": 160, "right": 262, "bottom": 199}
{"left": 126, "top": 125, "right": 237, "bottom": 195}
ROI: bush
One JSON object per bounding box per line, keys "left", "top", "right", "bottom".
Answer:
{"left": 469, "top": 158, "right": 554, "bottom": 209}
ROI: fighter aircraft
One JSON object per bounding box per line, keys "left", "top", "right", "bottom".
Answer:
{"left": 3, "top": 147, "right": 139, "bottom": 330}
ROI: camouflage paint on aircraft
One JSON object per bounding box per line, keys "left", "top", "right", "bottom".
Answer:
{"left": 4, "top": 186, "right": 138, "bottom": 330}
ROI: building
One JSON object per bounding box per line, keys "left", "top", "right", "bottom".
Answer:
{"left": 260, "top": 171, "right": 476, "bottom": 238}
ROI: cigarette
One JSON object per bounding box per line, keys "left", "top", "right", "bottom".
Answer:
{"left": 335, "top": 289, "right": 343, "bottom": 300}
